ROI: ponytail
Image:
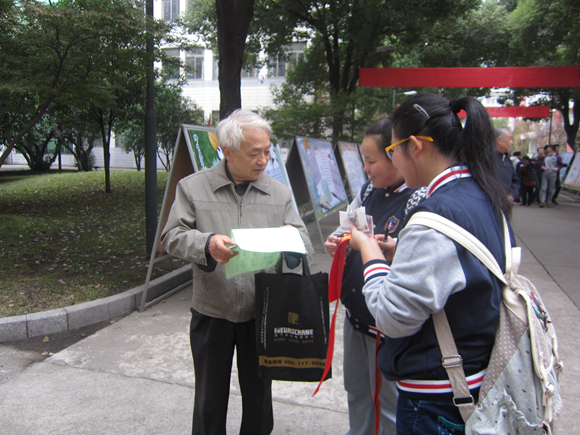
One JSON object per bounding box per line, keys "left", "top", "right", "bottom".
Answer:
{"left": 392, "top": 93, "right": 512, "bottom": 219}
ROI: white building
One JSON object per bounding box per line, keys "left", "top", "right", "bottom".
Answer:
{"left": 154, "top": 0, "right": 305, "bottom": 123}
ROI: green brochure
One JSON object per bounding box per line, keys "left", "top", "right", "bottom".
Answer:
{"left": 225, "top": 227, "right": 307, "bottom": 279}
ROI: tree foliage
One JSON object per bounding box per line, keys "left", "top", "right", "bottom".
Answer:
{"left": 117, "top": 79, "right": 204, "bottom": 171}
{"left": 509, "top": 0, "right": 580, "bottom": 149}
{"left": 0, "top": 0, "right": 179, "bottom": 175}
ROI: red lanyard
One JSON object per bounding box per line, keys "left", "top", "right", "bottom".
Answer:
{"left": 312, "top": 234, "right": 351, "bottom": 396}
{"left": 314, "top": 233, "right": 383, "bottom": 435}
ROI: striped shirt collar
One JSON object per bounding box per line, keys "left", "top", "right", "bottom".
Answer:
{"left": 393, "top": 182, "right": 409, "bottom": 193}
{"left": 372, "top": 181, "right": 409, "bottom": 193}
{"left": 427, "top": 165, "right": 471, "bottom": 197}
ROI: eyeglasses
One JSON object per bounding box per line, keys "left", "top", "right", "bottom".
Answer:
{"left": 384, "top": 136, "right": 433, "bottom": 159}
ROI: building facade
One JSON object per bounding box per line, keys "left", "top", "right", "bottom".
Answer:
{"left": 155, "top": 0, "right": 305, "bottom": 124}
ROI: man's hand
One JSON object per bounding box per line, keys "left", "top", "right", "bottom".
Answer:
{"left": 207, "top": 234, "right": 238, "bottom": 264}
{"left": 324, "top": 234, "right": 344, "bottom": 257}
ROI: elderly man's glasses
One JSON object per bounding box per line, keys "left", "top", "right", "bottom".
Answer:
{"left": 385, "top": 136, "right": 433, "bottom": 159}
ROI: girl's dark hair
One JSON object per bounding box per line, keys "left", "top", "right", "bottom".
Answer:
{"left": 364, "top": 117, "right": 393, "bottom": 159}
{"left": 391, "top": 93, "right": 512, "bottom": 219}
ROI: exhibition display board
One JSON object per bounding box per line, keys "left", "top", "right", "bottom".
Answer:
{"left": 337, "top": 141, "right": 366, "bottom": 201}
{"left": 286, "top": 136, "right": 349, "bottom": 248}
{"left": 140, "top": 125, "right": 292, "bottom": 311}
{"left": 564, "top": 152, "right": 580, "bottom": 188}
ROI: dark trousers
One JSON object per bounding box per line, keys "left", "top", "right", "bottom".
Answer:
{"left": 553, "top": 174, "right": 561, "bottom": 201}
{"left": 396, "top": 396, "right": 465, "bottom": 435}
{"left": 521, "top": 185, "right": 535, "bottom": 206}
{"left": 535, "top": 174, "right": 543, "bottom": 202}
{"left": 189, "top": 309, "right": 273, "bottom": 435}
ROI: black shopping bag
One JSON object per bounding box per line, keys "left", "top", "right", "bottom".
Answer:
{"left": 254, "top": 253, "right": 331, "bottom": 382}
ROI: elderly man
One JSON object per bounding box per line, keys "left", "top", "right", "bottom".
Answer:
{"left": 495, "top": 127, "right": 518, "bottom": 201}
{"left": 161, "top": 109, "right": 313, "bottom": 435}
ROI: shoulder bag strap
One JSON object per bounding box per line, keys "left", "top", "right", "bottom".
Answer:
{"left": 408, "top": 212, "right": 507, "bottom": 284}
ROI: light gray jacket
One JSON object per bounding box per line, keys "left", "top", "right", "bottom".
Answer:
{"left": 161, "top": 159, "right": 313, "bottom": 323}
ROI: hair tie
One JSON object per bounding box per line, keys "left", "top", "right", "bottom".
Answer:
{"left": 449, "top": 99, "right": 462, "bottom": 114}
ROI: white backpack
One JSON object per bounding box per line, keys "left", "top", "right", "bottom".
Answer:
{"left": 408, "top": 211, "right": 563, "bottom": 434}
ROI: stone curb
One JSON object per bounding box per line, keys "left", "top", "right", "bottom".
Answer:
{"left": 0, "top": 265, "right": 192, "bottom": 343}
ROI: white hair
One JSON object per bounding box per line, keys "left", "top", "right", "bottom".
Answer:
{"left": 495, "top": 126, "right": 512, "bottom": 139}
{"left": 215, "top": 109, "right": 272, "bottom": 153}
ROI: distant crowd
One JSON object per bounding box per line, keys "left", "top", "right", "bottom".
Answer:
{"left": 495, "top": 127, "right": 571, "bottom": 208}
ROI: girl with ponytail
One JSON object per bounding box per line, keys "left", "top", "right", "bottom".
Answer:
{"left": 349, "top": 93, "right": 514, "bottom": 434}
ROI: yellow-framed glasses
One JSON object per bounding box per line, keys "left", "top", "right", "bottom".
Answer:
{"left": 384, "top": 136, "right": 433, "bottom": 159}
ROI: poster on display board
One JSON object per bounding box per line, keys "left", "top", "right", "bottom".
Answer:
{"left": 564, "top": 152, "right": 580, "bottom": 187}
{"left": 140, "top": 125, "right": 294, "bottom": 311}
{"left": 185, "top": 125, "right": 223, "bottom": 171}
{"left": 286, "top": 136, "right": 349, "bottom": 248}
{"left": 337, "top": 141, "right": 367, "bottom": 201}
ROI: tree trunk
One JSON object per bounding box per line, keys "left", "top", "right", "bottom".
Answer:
{"left": 559, "top": 94, "right": 580, "bottom": 152}
{"left": 0, "top": 98, "right": 56, "bottom": 168}
{"left": 102, "top": 118, "right": 112, "bottom": 193}
{"left": 92, "top": 107, "right": 115, "bottom": 192}
{"left": 216, "top": 0, "right": 255, "bottom": 119}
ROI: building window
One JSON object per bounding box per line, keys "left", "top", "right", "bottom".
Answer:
{"left": 269, "top": 57, "right": 286, "bottom": 78}
{"left": 213, "top": 58, "right": 219, "bottom": 80}
{"left": 163, "top": 0, "right": 179, "bottom": 21}
{"left": 186, "top": 49, "right": 204, "bottom": 80}
{"left": 242, "top": 66, "right": 259, "bottom": 78}
{"left": 269, "top": 43, "right": 305, "bottom": 78}
{"left": 163, "top": 48, "right": 181, "bottom": 79}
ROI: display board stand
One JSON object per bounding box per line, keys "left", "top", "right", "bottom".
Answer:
{"left": 336, "top": 141, "right": 366, "bottom": 202}
{"left": 140, "top": 125, "right": 294, "bottom": 311}
{"left": 286, "top": 137, "right": 349, "bottom": 250}
{"left": 139, "top": 126, "right": 206, "bottom": 311}
{"left": 564, "top": 152, "right": 580, "bottom": 200}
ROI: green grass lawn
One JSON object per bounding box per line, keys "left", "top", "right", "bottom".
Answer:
{"left": 0, "top": 170, "right": 187, "bottom": 318}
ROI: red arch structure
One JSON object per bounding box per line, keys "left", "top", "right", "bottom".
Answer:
{"left": 359, "top": 66, "right": 580, "bottom": 117}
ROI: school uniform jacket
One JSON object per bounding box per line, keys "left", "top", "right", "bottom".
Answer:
{"left": 340, "top": 180, "right": 416, "bottom": 336}
{"left": 362, "top": 166, "right": 513, "bottom": 400}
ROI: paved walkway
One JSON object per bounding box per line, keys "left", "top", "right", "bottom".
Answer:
{"left": 1, "top": 192, "right": 579, "bottom": 434}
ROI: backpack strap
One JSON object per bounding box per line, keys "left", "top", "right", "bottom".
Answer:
{"left": 431, "top": 309, "right": 476, "bottom": 422}
{"left": 408, "top": 212, "right": 527, "bottom": 323}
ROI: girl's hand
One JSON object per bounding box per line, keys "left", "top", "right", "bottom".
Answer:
{"left": 348, "top": 226, "right": 372, "bottom": 252}
{"left": 377, "top": 234, "right": 397, "bottom": 262}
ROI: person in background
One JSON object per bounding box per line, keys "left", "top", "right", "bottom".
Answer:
{"left": 325, "top": 118, "right": 426, "bottom": 435}
{"left": 349, "top": 93, "right": 512, "bottom": 434}
{"left": 161, "top": 109, "right": 313, "bottom": 435}
{"left": 540, "top": 145, "right": 558, "bottom": 208}
{"left": 495, "top": 127, "right": 518, "bottom": 202}
{"left": 510, "top": 150, "right": 521, "bottom": 169}
{"left": 534, "top": 147, "right": 546, "bottom": 204}
{"left": 511, "top": 151, "right": 522, "bottom": 202}
{"left": 519, "top": 155, "right": 537, "bottom": 206}
{"left": 551, "top": 144, "right": 569, "bottom": 205}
